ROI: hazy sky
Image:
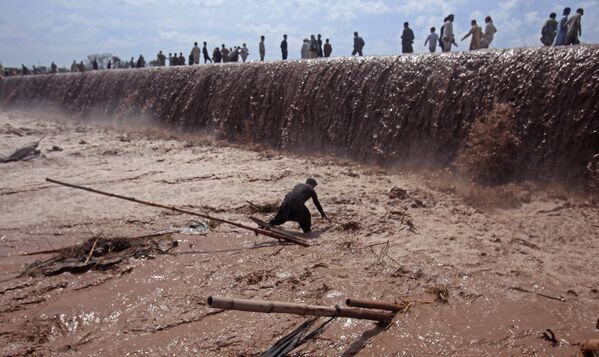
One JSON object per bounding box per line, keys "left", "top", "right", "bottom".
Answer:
{"left": 0, "top": 0, "right": 597, "bottom": 67}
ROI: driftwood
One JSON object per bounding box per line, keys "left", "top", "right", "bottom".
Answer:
{"left": 6, "top": 232, "right": 172, "bottom": 258}
{"left": 207, "top": 296, "right": 395, "bottom": 322}
{"left": 46, "top": 178, "right": 310, "bottom": 247}
{"left": 509, "top": 286, "right": 566, "bottom": 302}
{"left": 22, "top": 236, "right": 177, "bottom": 277}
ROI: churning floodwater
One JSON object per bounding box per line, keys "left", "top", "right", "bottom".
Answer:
{"left": 1, "top": 46, "right": 598, "bottom": 184}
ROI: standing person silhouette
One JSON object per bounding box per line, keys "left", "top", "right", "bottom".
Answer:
{"left": 554, "top": 7, "right": 571, "bottom": 46}
{"left": 202, "top": 42, "right": 212, "bottom": 63}
{"left": 191, "top": 42, "right": 200, "bottom": 64}
{"left": 401, "top": 22, "right": 415, "bottom": 53}
{"left": 280, "top": 34, "right": 288, "bottom": 60}
{"left": 352, "top": 31, "right": 365, "bottom": 56}
{"left": 259, "top": 35, "right": 266, "bottom": 61}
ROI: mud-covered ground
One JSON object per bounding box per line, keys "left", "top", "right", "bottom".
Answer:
{"left": 1, "top": 111, "right": 598, "bottom": 356}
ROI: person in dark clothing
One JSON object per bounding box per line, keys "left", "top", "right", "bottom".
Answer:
{"left": 202, "top": 42, "right": 212, "bottom": 63}
{"left": 269, "top": 178, "right": 328, "bottom": 233}
{"left": 317, "top": 34, "right": 323, "bottom": 57}
{"left": 136, "top": 55, "right": 145, "bottom": 68}
{"left": 92, "top": 58, "right": 99, "bottom": 70}
{"left": 259, "top": 35, "right": 265, "bottom": 61}
{"left": 107, "top": 60, "right": 112, "bottom": 69}
{"left": 178, "top": 52, "right": 185, "bottom": 65}
{"left": 157, "top": 50, "right": 166, "bottom": 66}
{"left": 541, "top": 13, "right": 558, "bottom": 46}
{"left": 213, "top": 47, "right": 222, "bottom": 63}
{"left": 352, "top": 31, "right": 365, "bottom": 56}
{"left": 324, "top": 38, "right": 332, "bottom": 57}
{"left": 221, "top": 44, "right": 230, "bottom": 63}
{"left": 188, "top": 52, "right": 194, "bottom": 66}
{"left": 228, "top": 46, "right": 240, "bottom": 62}
{"left": 281, "top": 34, "right": 288, "bottom": 60}
{"left": 401, "top": 22, "right": 415, "bottom": 53}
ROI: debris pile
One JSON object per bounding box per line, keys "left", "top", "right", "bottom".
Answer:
{"left": 22, "top": 235, "right": 177, "bottom": 277}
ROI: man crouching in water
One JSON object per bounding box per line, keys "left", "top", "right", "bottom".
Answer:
{"left": 269, "top": 178, "right": 328, "bottom": 233}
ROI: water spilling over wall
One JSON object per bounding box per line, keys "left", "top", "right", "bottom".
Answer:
{"left": 1, "top": 47, "right": 598, "bottom": 185}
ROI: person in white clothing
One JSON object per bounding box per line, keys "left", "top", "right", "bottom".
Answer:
{"left": 441, "top": 14, "right": 455, "bottom": 52}
{"left": 191, "top": 42, "right": 200, "bottom": 64}
{"left": 424, "top": 27, "right": 439, "bottom": 53}
{"left": 301, "top": 38, "right": 310, "bottom": 59}
{"left": 481, "top": 16, "right": 497, "bottom": 48}
{"left": 240, "top": 43, "right": 249, "bottom": 62}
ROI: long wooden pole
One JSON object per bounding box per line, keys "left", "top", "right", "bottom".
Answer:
{"left": 45, "top": 178, "right": 310, "bottom": 247}
{"left": 345, "top": 298, "right": 406, "bottom": 312}
{"left": 207, "top": 296, "right": 395, "bottom": 322}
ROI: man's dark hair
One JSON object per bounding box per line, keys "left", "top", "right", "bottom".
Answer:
{"left": 261, "top": 35, "right": 265, "bottom": 40}
{"left": 576, "top": 8, "right": 584, "bottom": 15}
{"left": 430, "top": 27, "right": 436, "bottom": 32}
{"left": 471, "top": 19, "right": 477, "bottom": 25}
{"left": 354, "top": 31, "right": 358, "bottom": 36}
{"left": 194, "top": 42, "right": 198, "bottom": 46}
{"left": 550, "top": 12, "right": 556, "bottom": 18}
{"left": 203, "top": 41, "right": 207, "bottom": 45}
{"left": 563, "top": 7, "right": 571, "bottom": 15}
{"left": 485, "top": 16, "right": 492, "bottom": 22}
{"left": 306, "top": 178, "right": 318, "bottom": 187}
{"left": 404, "top": 22, "right": 409, "bottom": 27}
{"left": 284, "top": 34, "right": 287, "bottom": 38}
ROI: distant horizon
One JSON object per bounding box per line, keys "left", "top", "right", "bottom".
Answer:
{"left": 1, "top": 0, "right": 597, "bottom": 68}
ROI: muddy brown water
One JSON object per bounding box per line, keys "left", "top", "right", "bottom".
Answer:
{"left": 0, "top": 112, "right": 598, "bottom": 356}
{"left": 1, "top": 47, "right": 598, "bottom": 185}
{"left": 1, "top": 48, "right": 598, "bottom": 355}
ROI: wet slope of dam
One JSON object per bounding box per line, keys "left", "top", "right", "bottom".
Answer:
{"left": 1, "top": 46, "right": 598, "bottom": 185}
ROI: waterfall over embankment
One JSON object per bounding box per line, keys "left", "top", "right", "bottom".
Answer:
{"left": 1, "top": 47, "right": 598, "bottom": 185}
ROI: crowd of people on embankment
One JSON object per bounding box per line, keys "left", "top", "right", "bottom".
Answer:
{"left": 1, "top": 6, "right": 586, "bottom": 77}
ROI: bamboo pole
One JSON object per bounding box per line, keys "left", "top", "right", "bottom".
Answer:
{"left": 345, "top": 298, "right": 411, "bottom": 312}
{"left": 207, "top": 296, "right": 395, "bottom": 322}
{"left": 45, "top": 178, "right": 310, "bottom": 247}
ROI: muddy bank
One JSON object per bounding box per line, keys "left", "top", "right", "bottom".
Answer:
{"left": 1, "top": 47, "right": 598, "bottom": 184}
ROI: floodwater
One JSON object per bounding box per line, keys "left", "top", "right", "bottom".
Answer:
{"left": 0, "top": 111, "right": 597, "bottom": 356}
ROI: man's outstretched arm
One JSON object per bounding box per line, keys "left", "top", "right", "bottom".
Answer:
{"left": 311, "top": 192, "right": 326, "bottom": 218}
